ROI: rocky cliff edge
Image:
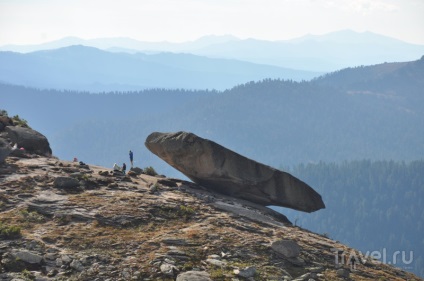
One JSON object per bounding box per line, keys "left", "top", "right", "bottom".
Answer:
{"left": 0, "top": 114, "right": 420, "bottom": 280}
{"left": 0, "top": 155, "right": 421, "bottom": 280}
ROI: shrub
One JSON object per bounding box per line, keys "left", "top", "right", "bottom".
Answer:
{"left": 322, "top": 232, "right": 330, "bottom": 238}
{"left": 0, "top": 222, "right": 22, "bottom": 239}
{"left": 12, "top": 114, "right": 29, "bottom": 128}
{"left": 178, "top": 205, "right": 195, "bottom": 216}
{"left": 20, "top": 209, "right": 45, "bottom": 223}
{"left": 143, "top": 166, "right": 158, "bottom": 176}
{"left": 155, "top": 204, "right": 195, "bottom": 220}
{"left": 22, "top": 269, "right": 35, "bottom": 280}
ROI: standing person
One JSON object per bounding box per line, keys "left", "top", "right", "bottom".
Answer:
{"left": 122, "top": 163, "right": 126, "bottom": 175}
{"left": 129, "top": 150, "right": 134, "bottom": 168}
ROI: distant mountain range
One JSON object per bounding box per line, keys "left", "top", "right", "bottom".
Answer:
{"left": 0, "top": 45, "right": 320, "bottom": 91}
{"left": 1, "top": 30, "right": 423, "bottom": 72}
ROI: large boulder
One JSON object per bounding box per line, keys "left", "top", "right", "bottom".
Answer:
{"left": 5, "top": 126, "right": 52, "bottom": 156}
{"left": 0, "top": 138, "right": 12, "bottom": 163}
{"left": 145, "top": 132, "right": 325, "bottom": 212}
{"left": 271, "top": 239, "right": 301, "bottom": 258}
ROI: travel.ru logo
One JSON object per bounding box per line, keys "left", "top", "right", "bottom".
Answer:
{"left": 331, "top": 248, "right": 414, "bottom": 270}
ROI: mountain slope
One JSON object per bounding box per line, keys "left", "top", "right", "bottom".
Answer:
{"left": 0, "top": 151, "right": 421, "bottom": 280}
{"left": 0, "top": 46, "right": 319, "bottom": 91}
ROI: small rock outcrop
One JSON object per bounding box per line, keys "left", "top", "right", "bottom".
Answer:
{"left": 5, "top": 126, "right": 52, "bottom": 156}
{"left": 53, "top": 176, "right": 81, "bottom": 191}
{"left": 145, "top": 131, "right": 325, "bottom": 212}
{"left": 271, "top": 239, "right": 301, "bottom": 258}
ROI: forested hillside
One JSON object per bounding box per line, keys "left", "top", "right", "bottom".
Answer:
{"left": 313, "top": 55, "right": 424, "bottom": 99}
{"left": 1, "top": 57, "right": 423, "bottom": 175}
{"left": 276, "top": 160, "right": 424, "bottom": 277}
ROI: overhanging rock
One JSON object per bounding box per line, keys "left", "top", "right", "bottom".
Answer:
{"left": 145, "top": 131, "right": 325, "bottom": 212}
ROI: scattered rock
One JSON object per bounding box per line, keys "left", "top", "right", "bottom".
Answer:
{"left": 1, "top": 251, "right": 43, "bottom": 272}
{"left": 206, "top": 258, "right": 227, "bottom": 267}
{"left": 145, "top": 131, "right": 325, "bottom": 212}
{"left": 207, "top": 254, "right": 221, "bottom": 260}
{"left": 271, "top": 239, "right": 301, "bottom": 258}
{"left": 98, "top": 170, "right": 109, "bottom": 176}
{"left": 126, "top": 170, "right": 137, "bottom": 177}
{"left": 308, "top": 266, "right": 324, "bottom": 273}
{"left": 70, "top": 259, "right": 84, "bottom": 272}
{"left": 292, "top": 272, "right": 312, "bottom": 281}
{"left": 61, "top": 254, "right": 73, "bottom": 265}
{"left": 1, "top": 252, "right": 26, "bottom": 272}
{"left": 234, "top": 266, "right": 256, "bottom": 278}
{"left": 160, "top": 262, "right": 178, "bottom": 276}
{"left": 47, "top": 268, "right": 59, "bottom": 277}
{"left": 14, "top": 250, "right": 43, "bottom": 264}
{"left": 107, "top": 182, "right": 118, "bottom": 189}
{"left": 176, "top": 271, "right": 212, "bottom": 281}
{"left": 69, "top": 172, "right": 83, "bottom": 178}
{"left": 43, "top": 252, "right": 57, "bottom": 261}
{"left": 337, "top": 268, "right": 350, "bottom": 278}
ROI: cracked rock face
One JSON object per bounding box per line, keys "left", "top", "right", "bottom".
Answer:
{"left": 145, "top": 131, "right": 325, "bottom": 212}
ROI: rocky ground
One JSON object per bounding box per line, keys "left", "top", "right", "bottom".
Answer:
{"left": 0, "top": 154, "right": 421, "bottom": 281}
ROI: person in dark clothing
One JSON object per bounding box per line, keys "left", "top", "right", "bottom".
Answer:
{"left": 122, "top": 163, "right": 126, "bottom": 174}
{"left": 350, "top": 255, "right": 357, "bottom": 270}
{"left": 129, "top": 150, "right": 134, "bottom": 168}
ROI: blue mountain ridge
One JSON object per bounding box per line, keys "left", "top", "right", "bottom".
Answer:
{"left": 0, "top": 45, "right": 320, "bottom": 92}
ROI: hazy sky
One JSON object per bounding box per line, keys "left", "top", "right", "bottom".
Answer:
{"left": 1, "top": 0, "right": 423, "bottom": 45}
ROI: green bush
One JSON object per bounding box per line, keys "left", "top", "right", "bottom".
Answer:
{"left": 178, "top": 205, "right": 195, "bottom": 216}
{"left": 143, "top": 166, "right": 158, "bottom": 176}
{"left": 0, "top": 109, "right": 8, "bottom": 116}
{"left": 22, "top": 269, "right": 35, "bottom": 280}
{"left": 20, "top": 209, "right": 45, "bottom": 223}
{"left": 12, "top": 114, "right": 29, "bottom": 128}
{"left": 0, "top": 222, "right": 22, "bottom": 239}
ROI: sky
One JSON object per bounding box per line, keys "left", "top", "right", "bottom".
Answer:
{"left": 0, "top": 0, "right": 423, "bottom": 46}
